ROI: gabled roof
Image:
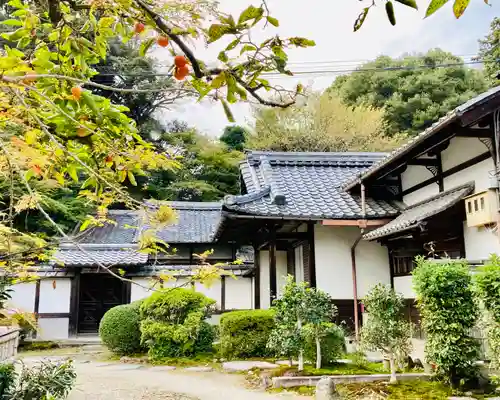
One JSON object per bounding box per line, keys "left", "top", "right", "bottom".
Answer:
{"left": 223, "top": 151, "right": 401, "bottom": 220}
{"left": 343, "top": 85, "right": 500, "bottom": 191}
{"left": 363, "top": 183, "right": 474, "bottom": 241}
{"left": 52, "top": 202, "right": 223, "bottom": 267}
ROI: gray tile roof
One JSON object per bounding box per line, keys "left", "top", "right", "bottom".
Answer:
{"left": 141, "top": 202, "right": 222, "bottom": 243}
{"left": 343, "top": 85, "right": 500, "bottom": 191}
{"left": 51, "top": 244, "right": 148, "bottom": 267}
{"left": 53, "top": 203, "right": 223, "bottom": 267}
{"left": 363, "top": 183, "right": 474, "bottom": 241}
{"left": 223, "top": 151, "right": 401, "bottom": 219}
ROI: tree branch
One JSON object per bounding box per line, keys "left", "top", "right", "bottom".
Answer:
{"left": 134, "top": 0, "right": 204, "bottom": 78}
{"left": 232, "top": 73, "right": 295, "bottom": 108}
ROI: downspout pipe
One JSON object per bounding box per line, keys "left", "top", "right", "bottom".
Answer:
{"left": 351, "top": 183, "right": 366, "bottom": 342}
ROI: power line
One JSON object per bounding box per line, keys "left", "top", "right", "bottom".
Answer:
{"left": 90, "top": 58, "right": 498, "bottom": 79}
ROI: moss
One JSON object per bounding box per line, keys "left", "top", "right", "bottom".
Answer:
{"left": 337, "top": 380, "right": 453, "bottom": 400}
{"left": 268, "top": 361, "right": 386, "bottom": 377}
{"left": 267, "top": 386, "right": 315, "bottom": 396}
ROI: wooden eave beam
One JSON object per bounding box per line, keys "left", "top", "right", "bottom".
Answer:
{"left": 321, "top": 219, "right": 392, "bottom": 227}
{"left": 459, "top": 95, "right": 500, "bottom": 127}
{"left": 455, "top": 127, "right": 493, "bottom": 138}
{"left": 408, "top": 158, "right": 439, "bottom": 166}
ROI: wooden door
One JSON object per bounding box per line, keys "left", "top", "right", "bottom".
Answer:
{"left": 77, "top": 274, "right": 128, "bottom": 334}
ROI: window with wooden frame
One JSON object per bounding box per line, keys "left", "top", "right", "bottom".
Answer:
{"left": 391, "top": 255, "right": 416, "bottom": 277}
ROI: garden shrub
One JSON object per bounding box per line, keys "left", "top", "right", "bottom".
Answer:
{"left": 140, "top": 288, "right": 215, "bottom": 360}
{"left": 219, "top": 309, "right": 275, "bottom": 359}
{"left": 0, "top": 363, "right": 15, "bottom": 398}
{"left": 99, "top": 300, "right": 143, "bottom": 356}
{"left": 304, "top": 323, "right": 345, "bottom": 365}
{"left": 413, "top": 257, "right": 479, "bottom": 386}
{"left": 474, "top": 254, "right": 500, "bottom": 367}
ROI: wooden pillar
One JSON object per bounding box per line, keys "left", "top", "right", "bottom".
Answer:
{"left": 68, "top": 269, "right": 80, "bottom": 337}
{"left": 269, "top": 231, "right": 277, "bottom": 305}
{"left": 307, "top": 222, "right": 317, "bottom": 288}
{"left": 221, "top": 275, "right": 226, "bottom": 312}
{"left": 436, "top": 153, "right": 444, "bottom": 192}
{"left": 286, "top": 247, "right": 295, "bottom": 277}
{"left": 254, "top": 246, "right": 260, "bottom": 309}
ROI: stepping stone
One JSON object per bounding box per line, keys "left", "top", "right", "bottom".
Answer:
{"left": 93, "top": 362, "right": 117, "bottom": 367}
{"left": 336, "top": 359, "right": 353, "bottom": 364}
{"left": 183, "top": 366, "right": 213, "bottom": 372}
{"left": 222, "top": 361, "right": 279, "bottom": 372}
{"left": 107, "top": 364, "right": 143, "bottom": 371}
{"left": 276, "top": 360, "right": 298, "bottom": 366}
{"left": 150, "top": 366, "right": 177, "bottom": 371}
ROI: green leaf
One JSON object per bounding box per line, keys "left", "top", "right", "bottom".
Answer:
{"left": 452, "top": 0, "right": 470, "bottom": 18}
{"left": 68, "top": 165, "right": 78, "bottom": 182}
{"left": 272, "top": 46, "right": 288, "bottom": 62}
{"left": 128, "top": 171, "right": 137, "bottom": 186}
{"left": 207, "top": 24, "right": 231, "bottom": 43}
{"left": 266, "top": 16, "right": 279, "bottom": 27}
{"left": 226, "top": 75, "right": 238, "bottom": 103}
{"left": 79, "top": 219, "right": 91, "bottom": 231}
{"left": 47, "top": 30, "right": 59, "bottom": 42}
{"left": 354, "top": 8, "right": 370, "bottom": 31}
{"left": 221, "top": 99, "right": 235, "bottom": 122}
{"left": 139, "top": 38, "right": 155, "bottom": 57}
{"left": 238, "top": 5, "right": 263, "bottom": 24}
{"left": 385, "top": 2, "right": 396, "bottom": 25}
{"left": 1, "top": 19, "right": 22, "bottom": 26}
{"left": 24, "top": 169, "right": 35, "bottom": 182}
{"left": 210, "top": 72, "right": 226, "bottom": 89}
{"left": 218, "top": 51, "right": 228, "bottom": 62}
{"left": 425, "top": 0, "right": 449, "bottom": 17}
{"left": 8, "top": 27, "right": 29, "bottom": 41}
{"left": 240, "top": 45, "right": 257, "bottom": 55}
{"left": 395, "top": 0, "right": 418, "bottom": 9}
{"left": 225, "top": 38, "right": 240, "bottom": 51}
{"left": 288, "top": 37, "right": 316, "bottom": 47}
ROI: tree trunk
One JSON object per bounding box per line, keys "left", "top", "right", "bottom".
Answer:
{"left": 389, "top": 352, "right": 397, "bottom": 384}
{"left": 289, "top": 357, "right": 293, "bottom": 367}
{"left": 298, "top": 316, "right": 304, "bottom": 372}
{"left": 316, "top": 335, "right": 322, "bottom": 369}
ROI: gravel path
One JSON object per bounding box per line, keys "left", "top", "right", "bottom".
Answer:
{"left": 66, "top": 361, "right": 305, "bottom": 400}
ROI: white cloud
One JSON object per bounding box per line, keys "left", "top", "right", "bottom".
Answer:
{"left": 155, "top": 0, "right": 496, "bottom": 136}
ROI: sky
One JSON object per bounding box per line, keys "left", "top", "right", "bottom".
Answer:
{"left": 152, "top": 0, "right": 497, "bottom": 137}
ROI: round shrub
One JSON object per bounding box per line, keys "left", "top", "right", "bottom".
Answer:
{"left": 219, "top": 309, "right": 275, "bottom": 359}
{"left": 99, "top": 301, "right": 143, "bottom": 355}
{"left": 140, "top": 288, "right": 216, "bottom": 360}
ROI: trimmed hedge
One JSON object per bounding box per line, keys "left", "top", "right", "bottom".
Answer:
{"left": 99, "top": 301, "right": 143, "bottom": 355}
{"left": 140, "top": 288, "right": 216, "bottom": 360}
{"left": 219, "top": 309, "right": 275, "bottom": 359}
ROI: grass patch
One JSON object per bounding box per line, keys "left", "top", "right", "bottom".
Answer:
{"left": 20, "top": 341, "right": 60, "bottom": 351}
{"left": 268, "top": 386, "right": 315, "bottom": 396}
{"left": 337, "top": 380, "right": 452, "bottom": 400}
{"left": 268, "top": 361, "right": 386, "bottom": 377}
{"left": 149, "top": 353, "right": 219, "bottom": 368}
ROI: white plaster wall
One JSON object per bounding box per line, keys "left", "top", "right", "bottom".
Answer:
{"left": 441, "top": 137, "right": 488, "bottom": 171}
{"left": 403, "top": 185, "right": 440, "bottom": 206}
{"left": 260, "top": 250, "right": 270, "bottom": 309}
{"left": 7, "top": 282, "right": 36, "bottom": 313}
{"left": 37, "top": 318, "right": 69, "bottom": 340}
{"left": 393, "top": 276, "right": 415, "bottom": 299}
{"left": 225, "top": 278, "right": 252, "bottom": 309}
{"left": 276, "top": 251, "right": 287, "bottom": 298}
{"left": 130, "top": 277, "right": 154, "bottom": 302}
{"left": 401, "top": 165, "right": 434, "bottom": 192}
{"left": 463, "top": 221, "right": 500, "bottom": 261}
{"left": 443, "top": 159, "right": 495, "bottom": 193}
{"left": 314, "top": 225, "right": 391, "bottom": 299}
{"left": 195, "top": 280, "right": 221, "bottom": 308}
{"left": 39, "top": 279, "right": 71, "bottom": 313}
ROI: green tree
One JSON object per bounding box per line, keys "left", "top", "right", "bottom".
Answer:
{"left": 331, "top": 49, "right": 489, "bottom": 136}
{"left": 478, "top": 17, "right": 500, "bottom": 84}
{"left": 360, "top": 284, "right": 412, "bottom": 383}
{"left": 250, "top": 92, "right": 403, "bottom": 152}
{"left": 413, "top": 257, "right": 479, "bottom": 386}
{"left": 220, "top": 125, "right": 247, "bottom": 151}
{"left": 145, "top": 127, "right": 242, "bottom": 201}
{"left": 473, "top": 254, "right": 500, "bottom": 368}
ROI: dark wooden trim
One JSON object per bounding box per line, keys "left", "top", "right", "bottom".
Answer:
{"left": 34, "top": 279, "right": 40, "bottom": 314}
{"left": 460, "top": 95, "right": 500, "bottom": 127}
{"left": 286, "top": 248, "right": 295, "bottom": 277}
{"left": 38, "top": 313, "right": 71, "bottom": 319}
{"left": 254, "top": 245, "right": 260, "bottom": 309}
{"left": 455, "top": 127, "right": 493, "bottom": 138}
{"left": 436, "top": 153, "right": 444, "bottom": 192}
{"left": 401, "top": 151, "right": 491, "bottom": 196}
{"left": 408, "top": 158, "right": 438, "bottom": 166}
{"left": 269, "top": 231, "right": 277, "bottom": 305}
{"left": 221, "top": 275, "right": 226, "bottom": 312}
{"left": 123, "top": 280, "right": 131, "bottom": 304}
{"left": 307, "top": 223, "right": 316, "bottom": 288}
{"left": 276, "top": 232, "right": 308, "bottom": 240}
{"left": 388, "top": 249, "right": 395, "bottom": 289}
{"left": 68, "top": 270, "right": 80, "bottom": 337}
